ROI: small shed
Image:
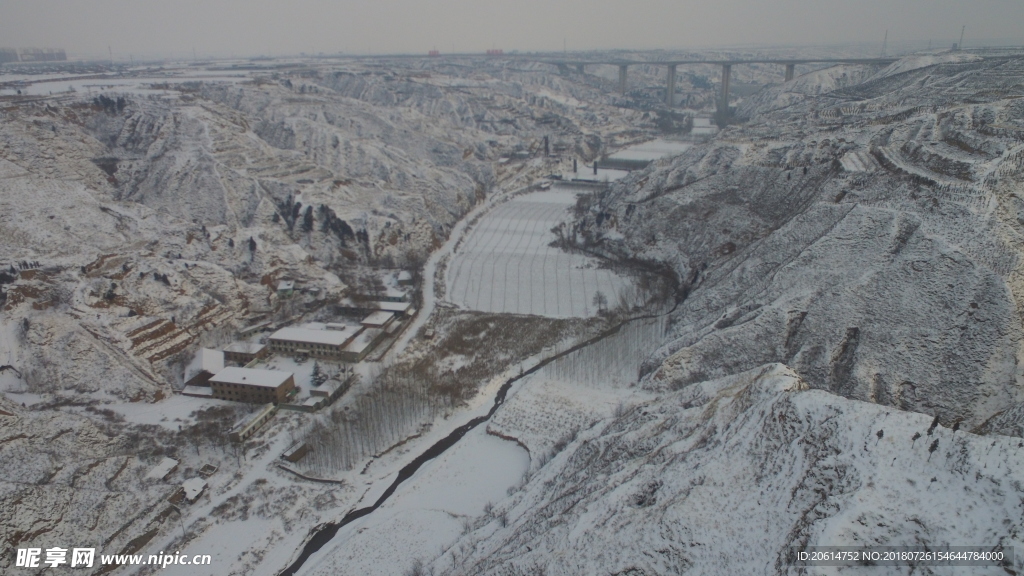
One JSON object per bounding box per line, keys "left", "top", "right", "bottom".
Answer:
{"left": 229, "top": 403, "right": 279, "bottom": 442}
{"left": 145, "top": 457, "right": 179, "bottom": 481}
{"left": 310, "top": 378, "right": 347, "bottom": 403}
{"left": 182, "top": 478, "right": 207, "bottom": 503}
{"left": 277, "top": 280, "right": 295, "bottom": 298}
{"left": 282, "top": 442, "right": 311, "bottom": 463}
{"left": 397, "top": 270, "right": 414, "bottom": 286}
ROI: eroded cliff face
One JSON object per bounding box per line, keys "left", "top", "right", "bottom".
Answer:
{"left": 569, "top": 56, "right": 1024, "bottom": 435}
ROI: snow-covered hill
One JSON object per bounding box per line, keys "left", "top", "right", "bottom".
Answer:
{"left": 423, "top": 54, "right": 1024, "bottom": 576}
{"left": 444, "top": 365, "right": 1024, "bottom": 575}
{"left": 570, "top": 55, "right": 1024, "bottom": 436}
{"left": 7, "top": 51, "right": 1024, "bottom": 576}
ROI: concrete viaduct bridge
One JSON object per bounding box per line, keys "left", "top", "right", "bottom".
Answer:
{"left": 539, "top": 57, "right": 898, "bottom": 114}
{"left": 335, "top": 51, "right": 898, "bottom": 117}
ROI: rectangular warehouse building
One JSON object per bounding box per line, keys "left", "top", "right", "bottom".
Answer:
{"left": 209, "top": 367, "right": 295, "bottom": 404}
{"left": 267, "top": 326, "right": 360, "bottom": 360}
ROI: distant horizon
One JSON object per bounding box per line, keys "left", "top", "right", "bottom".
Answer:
{"left": 2, "top": 0, "right": 1022, "bottom": 63}
{"left": 3, "top": 36, "right": 1023, "bottom": 66}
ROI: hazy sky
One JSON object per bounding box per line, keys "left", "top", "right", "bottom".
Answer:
{"left": 1, "top": 0, "right": 1021, "bottom": 59}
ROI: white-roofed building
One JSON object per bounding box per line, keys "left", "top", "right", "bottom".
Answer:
{"left": 336, "top": 299, "right": 414, "bottom": 316}
{"left": 374, "top": 301, "right": 413, "bottom": 315}
{"left": 209, "top": 367, "right": 295, "bottom": 404}
{"left": 182, "top": 478, "right": 207, "bottom": 503}
{"left": 268, "top": 326, "right": 361, "bottom": 360}
{"left": 341, "top": 328, "right": 385, "bottom": 362}
{"left": 223, "top": 341, "right": 268, "bottom": 365}
{"left": 361, "top": 311, "right": 395, "bottom": 329}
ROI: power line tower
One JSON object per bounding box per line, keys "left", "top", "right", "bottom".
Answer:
{"left": 880, "top": 30, "right": 888, "bottom": 58}
{"left": 957, "top": 26, "right": 966, "bottom": 51}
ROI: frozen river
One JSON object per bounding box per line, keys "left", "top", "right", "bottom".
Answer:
{"left": 446, "top": 188, "right": 629, "bottom": 318}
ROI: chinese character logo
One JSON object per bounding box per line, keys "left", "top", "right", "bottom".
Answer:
{"left": 71, "top": 548, "right": 95, "bottom": 568}
{"left": 44, "top": 547, "right": 68, "bottom": 568}
{"left": 16, "top": 548, "right": 41, "bottom": 567}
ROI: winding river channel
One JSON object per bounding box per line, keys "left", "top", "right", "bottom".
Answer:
{"left": 279, "top": 142, "right": 687, "bottom": 574}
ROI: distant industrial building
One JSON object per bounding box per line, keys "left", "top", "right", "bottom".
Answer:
{"left": 0, "top": 47, "right": 67, "bottom": 63}
{"left": 209, "top": 367, "right": 295, "bottom": 404}
{"left": 223, "top": 341, "right": 268, "bottom": 365}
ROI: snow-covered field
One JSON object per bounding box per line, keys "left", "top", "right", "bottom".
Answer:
{"left": 446, "top": 188, "right": 628, "bottom": 318}
{"left": 605, "top": 138, "right": 693, "bottom": 163}
{"left": 295, "top": 428, "right": 529, "bottom": 576}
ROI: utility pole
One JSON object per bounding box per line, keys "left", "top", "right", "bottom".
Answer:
{"left": 172, "top": 506, "right": 186, "bottom": 540}
{"left": 108, "top": 46, "right": 113, "bottom": 66}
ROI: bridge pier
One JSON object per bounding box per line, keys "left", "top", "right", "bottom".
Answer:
{"left": 785, "top": 63, "right": 795, "bottom": 82}
{"left": 716, "top": 63, "right": 732, "bottom": 124}
{"left": 618, "top": 65, "right": 628, "bottom": 94}
{"left": 665, "top": 64, "right": 676, "bottom": 106}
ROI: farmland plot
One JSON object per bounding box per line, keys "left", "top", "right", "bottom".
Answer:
{"left": 488, "top": 316, "right": 666, "bottom": 458}
{"left": 446, "top": 189, "right": 629, "bottom": 318}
